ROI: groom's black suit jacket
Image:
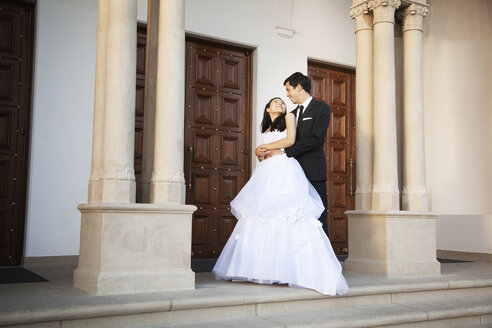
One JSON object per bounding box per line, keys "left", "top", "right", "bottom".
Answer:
{"left": 285, "top": 98, "right": 331, "bottom": 182}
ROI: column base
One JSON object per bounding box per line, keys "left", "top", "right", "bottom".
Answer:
{"left": 88, "top": 180, "right": 102, "bottom": 203}
{"left": 355, "top": 192, "right": 372, "bottom": 210}
{"left": 74, "top": 202, "right": 196, "bottom": 295}
{"left": 88, "top": 179, "right": 136, "bottom": 203}
{"left": 150, "top": 181, "right": 186, "bottom": 204}
{"left": 402, "top": 192, "right": 428, "bottom": 212}
{"left": 372, "top": 191, "right": 399, "bottom": 211}
{"left": 101, "top": 179, "right": 136, "bottom": 203}
{"left": 344, "top": 210, "right": 441, "bottom": 278}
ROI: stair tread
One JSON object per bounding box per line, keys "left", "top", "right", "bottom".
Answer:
{"left": 2, "top": 271, "right": 492, "bottom": 327}
{"left": 163, "top": 296, "right": 492, "bottom": 328}
{"left": 6, "top": 276, "right": 492, "bottom": 317}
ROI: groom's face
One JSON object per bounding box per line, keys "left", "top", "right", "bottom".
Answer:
{"left": 285, "top": 82, "right": 301, "bottom": 104}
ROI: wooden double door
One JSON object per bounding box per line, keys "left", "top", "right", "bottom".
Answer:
{"left": 0, "top": 0, "right": 34, "bottom": 265}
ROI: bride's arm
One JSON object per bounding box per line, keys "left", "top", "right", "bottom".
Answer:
{"left": 258, "top": 113, "right": 296, "bottom": 150}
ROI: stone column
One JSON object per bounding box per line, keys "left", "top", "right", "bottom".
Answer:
{"left": 401, "top": 3, "right": 429, "bottom": 211}
{"left": 75, "top": 0, "right": 196, "bottom": 295}
{"left": 101, "top": 0, "right": 137, "bottom": 203}
{"left": 150, "top": 0, "right": 186, "bottom": 204}
{"left": 371, "top": 0, "right": 401, "bottom": 211}
{"left": 344, "top": 0, "right": 440, "bottom": 278}
{"left": 138, "top": 0, "right": 160, "bottom": 203}
{"left": 87, "top": 0, "right": 109, "bottom": 203}
{"left": 350, "top": 1, "right": 374, "bottom": 210}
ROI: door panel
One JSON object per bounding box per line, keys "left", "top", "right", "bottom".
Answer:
{"left": 0, "top": 0, "right": 34, "bottom": 265}
{"left": 308, "top": 62, "right": 355, "bottom": 256}
{"left": 218, "top": 212, "right": 236, "bottom": 244}
{"left": 185, "top": 38, "right": 251, "bottom": 259}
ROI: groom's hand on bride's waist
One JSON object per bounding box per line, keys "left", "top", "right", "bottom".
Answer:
{"left": 269, "top": 149, "right": 282, "bottom": 157}
{"left": 256, "top": 146, "right": 270, "bottom": 157}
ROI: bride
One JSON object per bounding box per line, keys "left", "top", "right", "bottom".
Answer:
{"left": 212, "top": 97, "right": 349, "bottom": 296}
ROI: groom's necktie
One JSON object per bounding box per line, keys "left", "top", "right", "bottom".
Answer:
{"left": 297, "top": 105, "right": 304, "bottom": 130}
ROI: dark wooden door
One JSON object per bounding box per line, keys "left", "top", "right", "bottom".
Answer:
{"left": 308, "top": 62, "right": 356, "bottom": 256}
{"left": 185, "top": 38, "right": 251, "bottom": 259}
{"left": 0, "top": 0, "right": 34, "bottom": 265}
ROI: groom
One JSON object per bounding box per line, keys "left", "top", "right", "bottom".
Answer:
{"left": 258, "top": 72, "right": 331, "bottom": 234}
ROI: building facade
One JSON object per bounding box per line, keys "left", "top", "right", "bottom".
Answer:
{"left": 1, "top": 0, "right": 491, "bottom": 282}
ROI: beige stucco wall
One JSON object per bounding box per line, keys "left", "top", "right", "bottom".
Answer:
{"left": 423, "top": 0, "right": 492, "bottom": 254}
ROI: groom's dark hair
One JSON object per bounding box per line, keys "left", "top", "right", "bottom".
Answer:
{"left": 284, "top": 72, "right": 311, "bottom": 94}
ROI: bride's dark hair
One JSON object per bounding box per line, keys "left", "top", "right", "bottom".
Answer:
{"left": 261, "top": 97, "right": 287, "bottom": 133}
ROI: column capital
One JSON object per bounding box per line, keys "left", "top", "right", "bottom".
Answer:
{"left": 399, "top": 3, "right": 429, "bottom": 32}
{"left": 372, "top": 0, "right": 401, "bottom": 25}
{"left": 372, "top": 0, "right": 401, "bottom": 8}
{"left": 350, "top": 1, "right": 374, "bottom": 31}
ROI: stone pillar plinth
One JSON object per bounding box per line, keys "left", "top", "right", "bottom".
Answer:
{"left": 401, "top": 3, "right": 429, "bottom": 211}
{"left": 350, "top": 1, "right": 374, "bottom": 210}
{"left": 150, "top": 0, "right": 186, "bottom": 204}
{"left": 344, "top": 210, "right": 440, "bottom": 277}
{"left": 74, "top": 203, "right": 196, "bottom": 295}
{"left": 372, "top": 0, "right": 400, "bottom": 211}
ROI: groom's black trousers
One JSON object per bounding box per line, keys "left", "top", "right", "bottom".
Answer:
{"left": 311, "top": 180, "right": 328, "bottom": 236}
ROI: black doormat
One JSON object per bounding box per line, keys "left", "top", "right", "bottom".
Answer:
{"left": 192, "top": 259, "right": 217, "bottom": 273}
{"left": 0, "top": 267, "right": 48, "bottom": 284}
{"left": 337, "top": 255, "right": 348, "bottom": 262}
{"left": 437, "top": 258, "right": 472, "bottom": 263}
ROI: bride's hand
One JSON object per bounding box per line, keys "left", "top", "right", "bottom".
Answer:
{"left": 258, "top": 144, "right": 271, "bottom": 152}
{"left": 256, "top": 145, "right": 270, "bottom": 154}
{"left": 269, "top": 149, "right": 282, "bottom": 157}
{"left": 255, "top": 146, "right": 270, "bottom": 161}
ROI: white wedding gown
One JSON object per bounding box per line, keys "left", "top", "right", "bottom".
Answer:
{"left": 212, "top": 130, "right": 349, "bottom": 296}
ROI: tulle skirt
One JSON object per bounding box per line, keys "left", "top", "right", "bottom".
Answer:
{"left": 212, "top": 154, "right": 349, "bottom": 296}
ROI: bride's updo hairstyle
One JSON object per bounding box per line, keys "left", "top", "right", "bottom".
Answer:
{"left": 261, "top": 97, "right": 287, "bottom": 133}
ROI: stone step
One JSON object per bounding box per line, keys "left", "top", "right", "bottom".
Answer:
{"left": 156, "top": 297, "right": 492, "bottom": 328}
{"left": 2, "top": 273, "right": 492, "bottom": 328}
